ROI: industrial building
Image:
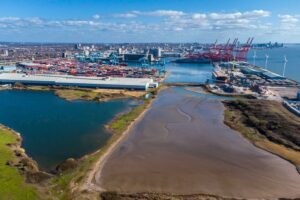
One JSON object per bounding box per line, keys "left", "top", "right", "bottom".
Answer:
{"left": 150, "top": 48, "right": 162, "bottom": 58}
{"left": 261, "top": 71, "right": 285, "bottom": 80}
{"left": 241, "top": 67, "right": 285, "bottom": 80}
{"left": 124, "top": 53, "right": 154, "bottom": 62}
{"left": 0, "top": 73, "right": 155, "bottom": 90}
{"left": 0, "top": 66, "right": 16, "bottom": 72}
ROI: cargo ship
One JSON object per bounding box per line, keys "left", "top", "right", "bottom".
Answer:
{"left": 173, "top": 56, "right": 211, "bottom": 64}
{"left": 173, "top": 51, "right": 228, "bottom": 64}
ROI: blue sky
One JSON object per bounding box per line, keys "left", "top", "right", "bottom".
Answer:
{"left": 0, "top": 0, "right": 300, "bottom": 43}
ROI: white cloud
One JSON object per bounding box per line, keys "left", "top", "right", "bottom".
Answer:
{"left": 278, "top": 14, "right": 298, "bottom": 23}
{"left": 277, "top": 14, "right": 299, "bottom": 31}
{"left": 162, "top": 10, "right": 271, "bottom": 32}
{"left": 244, "top": 10, "right": 270, "bottom": 18}
{"left": 114, "top": 13, "right": 138, "bottom": 18}
{"left": 0, "top": 17, "right": 21, "bottom": 22}
{"left": 93, "top": 14, "right": 100, "bottom": 20}
{"left": 0, "top": 17, "right": 45, "bottom": 28}
{"left": 0, "top": 10, "right": 272, "bottom": 32}
{"left": 146, "top": 10, "right": 185, "bottom": 17}
{"left": 115, "top": 10, "right": 185, "bottom": 18}
{"left": 192, "top": 13, "right": 206, "bottom": 20}
{"left": 2, "top": 9, "right": 299, "bottom": 42}
{"left": 173, "top": 27, "right": 183, "bottom": 31}
{"left": 209, "top": 12, "right": 242, "bottom": 20}
{"left": 208, "top": 10, "right": 269, "bottom": 21}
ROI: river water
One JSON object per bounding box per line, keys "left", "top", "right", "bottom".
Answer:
{"left": 0, "top": 90, "right": 137, "bottom": 171}
{"left": 248, "top": 44, "right": 300, "bottom": 82}
{"left": 165, "top": 62, "right": 212, "bottom": 83}
{"left": 0, "top": 46, "right": 298, "bottom": 172}
{"left": 163, "top": 44, "right": 300, "bottom": 83}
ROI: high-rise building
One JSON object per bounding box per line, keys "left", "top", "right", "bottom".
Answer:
{"left": 62, "top": 50, "right": 72, "bottom": 58}
{"left": 75, "top": 43, "right": 82, "bottom": 50}
{"left": 118, "top": 48, "right": 123, "bottom": 55}
{"left": 84, "top": 50, "right": 90, "bottom": 57}
{"left": 0, "top": 49, "right": 8, "bottom": 57}
{"left": 150, "top": 48, "right": 162, "bottom": 58}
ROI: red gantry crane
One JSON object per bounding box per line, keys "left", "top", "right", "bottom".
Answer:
{"left": 179, "top": 38, "right": 254, "bottom": 63}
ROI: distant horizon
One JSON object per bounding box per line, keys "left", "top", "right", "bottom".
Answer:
{"left": 0, "top": 41, "right": 298, "bottom": 45}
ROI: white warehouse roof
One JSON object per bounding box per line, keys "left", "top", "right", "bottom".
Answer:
{"left": 0, "top": 73, "right": 154, "bottom": 90}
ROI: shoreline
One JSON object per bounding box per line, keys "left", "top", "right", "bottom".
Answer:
{"left": 79, "top": 96, "right": 155, "bottom": 193}
{"left": 100, "top": 192, "right": 245, "bottom": 200}
{"left": 223, "top": 99, "right": 300, "bottom": 174}
{"left": 5, "top": 84, "right": 147, "bottom": 102}
{"left": 0, "top": 85, "right": 145, "bottom": 173}
{"left": 0, "top": 85, "right": 158, "bottom": 199}
{"left": 1, "top": 84, "right": 300, "bottom": 199}
{"left": 96, "top": 86, "right": 300, "bottom": 199}
{"left": 55, "top": 86, "right": 163, "bottom": 199}
{"left": 0, "top": 124, "right": 53, "bottom": 178}
{"left": 70, "top": 87, "right": 164, "bottom": 199}
{"left": 174, "top": 85, "right": 300, "bottom": 175}
{"left": 0, "top": 124, "right": 53, "bottom": 199}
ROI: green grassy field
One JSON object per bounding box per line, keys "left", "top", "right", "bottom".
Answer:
{"left": 109, "top": 100, "right": 150, "bottom": 134}
{"left": 20, "top": 85, "right": 145, "bottom": 102}
{"left": 0, "top": 128, "right": 39, "bottom": 200}
{"left": 54, "top": 89, "right": 99, "bottom": 101}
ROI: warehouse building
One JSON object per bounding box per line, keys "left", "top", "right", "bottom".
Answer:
{"left": 0, "top": 73, "right": 155, "bottom": 90}
{"left": 0, "top": 66, "right": 16, "bottom": 72}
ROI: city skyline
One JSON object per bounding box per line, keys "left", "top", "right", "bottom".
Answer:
{"left": 0, "top": 0, "right": 300, "bottom": 43}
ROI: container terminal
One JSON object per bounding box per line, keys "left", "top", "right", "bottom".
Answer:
{"left": 210, "top": 60, "right": 300, "bottom": 115}
{"left": 0, "top": 57, "right": 165, "bottom": 90}
{"left": 0, "top": 41, "right": 299, "bottom": 114}
{"left": 15, "top": 59, "right": 165, "bottom": 81}
{"left": 211, "top": 62, "right": 299, "bottom": 94}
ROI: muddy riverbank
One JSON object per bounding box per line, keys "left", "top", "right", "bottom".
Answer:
{"left": 97, "top": 87, "right": 300, "bottom": 199}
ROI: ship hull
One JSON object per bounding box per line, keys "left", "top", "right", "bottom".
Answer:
{"left": 173, "top": 57, "right": 211, "bottom": 64}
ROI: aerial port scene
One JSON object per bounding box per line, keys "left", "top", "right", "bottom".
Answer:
{"left": 1, "top": 1, "right": 300, "bottom": 200}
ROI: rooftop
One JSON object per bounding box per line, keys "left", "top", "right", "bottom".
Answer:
{"left": 0, "top": 73, "right": 154, "bottom": 90}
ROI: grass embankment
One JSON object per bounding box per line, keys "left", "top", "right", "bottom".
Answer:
{"left": 108, "top": 99, "right": 150, "bottom": 133}
{"left": 15, "top": 85, "right": 147, "bottom": 102}
{"left": 0, "top": 126, "right": 40, "bottom": 200}
{"left": 224, "top": 99, "right": 300, "bottom": 172}
{"left": 54, "top": 89, "right": 144, "bottom": 102}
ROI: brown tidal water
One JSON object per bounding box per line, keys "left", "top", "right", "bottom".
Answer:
{"left": 97, "top": 87, "right": 300, "bottom": 199}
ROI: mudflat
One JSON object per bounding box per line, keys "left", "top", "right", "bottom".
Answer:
{"left": 96, "top": 87, "right": 300, "bottom": 199}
